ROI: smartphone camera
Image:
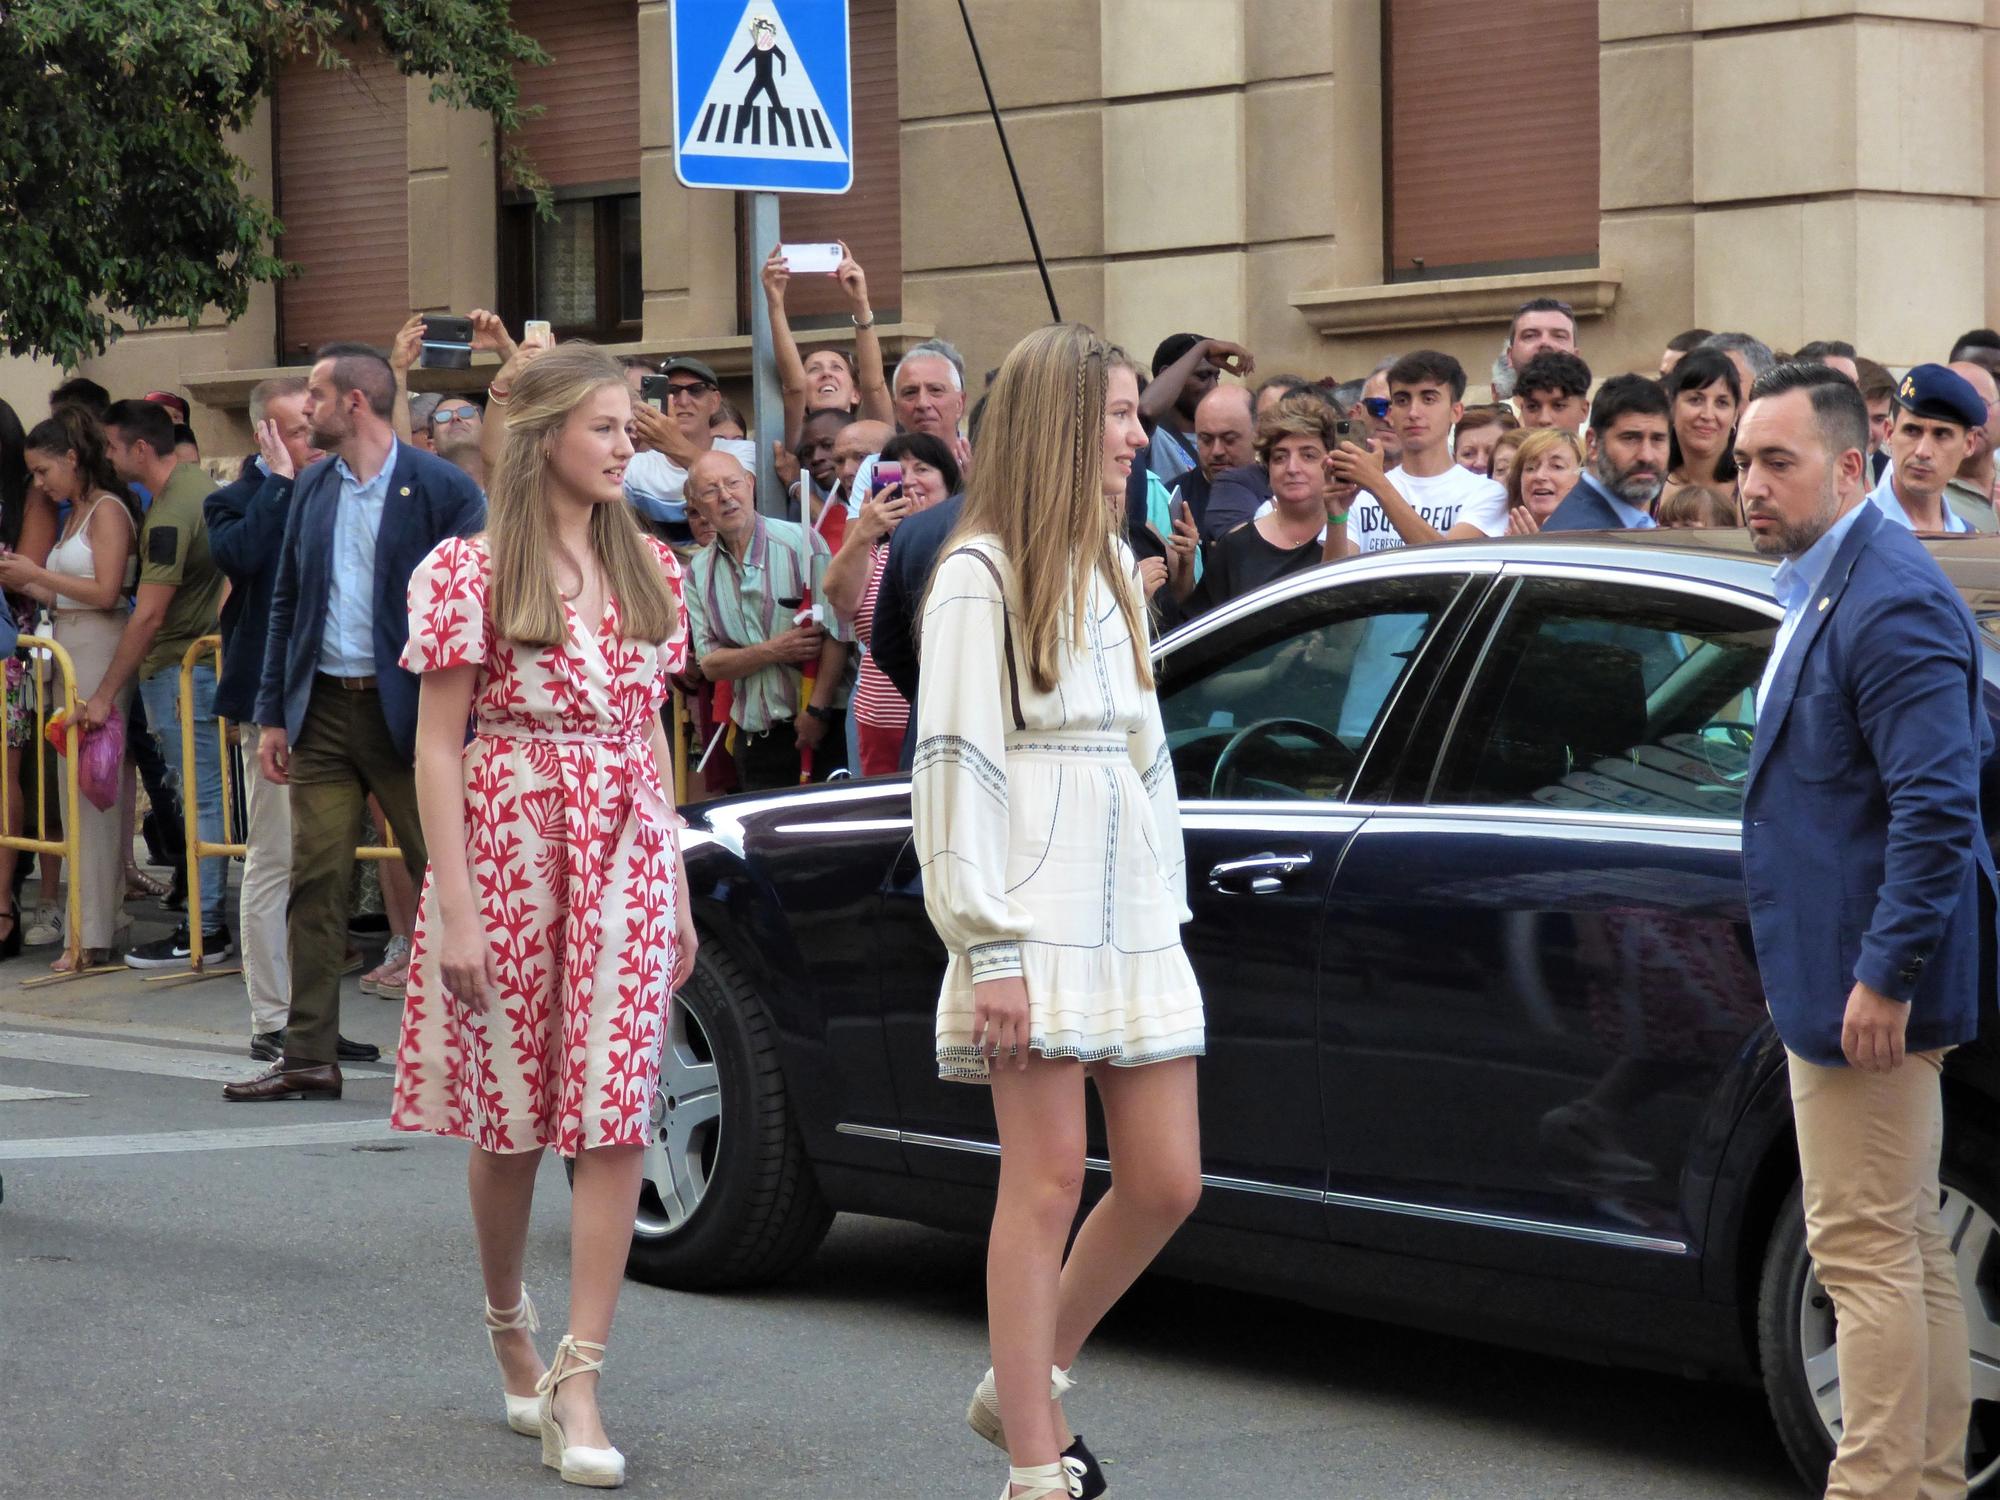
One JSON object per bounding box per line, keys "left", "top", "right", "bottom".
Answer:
{"left": 419, "top": 314, "right": 474, "bottom": 371}
{"left": 872, "top": 462, "right": 903, "bottom": 494}
{"left": 1333, "top": 418, "right": 1359, "bottom": 447}
{"left": 639, "top": 374, "right": 669, "bottom": 411}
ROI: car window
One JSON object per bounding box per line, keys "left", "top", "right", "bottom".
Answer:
{"left": 1158, "top": 574, "right": 1466, "bottom": 802}
{"left": 1429, "top": 577, "right": 1776, "bottom": 820}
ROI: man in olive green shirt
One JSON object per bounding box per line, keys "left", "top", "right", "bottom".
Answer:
{"left": 94, "top": 398, "right": 231, "bottom": 965}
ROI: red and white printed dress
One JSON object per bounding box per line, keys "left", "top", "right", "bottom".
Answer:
{"left": 389, "top": 535, "right": 688, "bottom": 1157}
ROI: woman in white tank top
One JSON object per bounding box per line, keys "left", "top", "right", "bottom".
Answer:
{"left": 0, "top": 410, "right": 139, "bottom": 969}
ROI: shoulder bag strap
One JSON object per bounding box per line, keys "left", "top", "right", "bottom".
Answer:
{"left": 943, "top": 546, "right": 1026, "bottom": 732}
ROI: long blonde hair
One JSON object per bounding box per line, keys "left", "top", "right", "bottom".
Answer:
{"left": 485, "top": 343, "right": 679, "bottom": 646}
{"left": 932, "top": 323, "right": 1151, "bottom": 692}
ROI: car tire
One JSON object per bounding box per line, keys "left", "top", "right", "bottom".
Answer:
{"left": 593, "top": 940, "right": 833, "bottom": 1290}
{"left": 1758, "top": 1129, "right": 2000, "bottom": 1495}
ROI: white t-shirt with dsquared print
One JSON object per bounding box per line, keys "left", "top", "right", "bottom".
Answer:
{"left": 1346, "top": 464, "right": 1508, "bottom": 554}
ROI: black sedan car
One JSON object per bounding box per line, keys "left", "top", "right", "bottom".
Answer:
{"left": 631, "top": 530, "right": 2000, "bottom": 1494}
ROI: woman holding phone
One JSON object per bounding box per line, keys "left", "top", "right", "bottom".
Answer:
{"left": 760, "top": 240, "right": 895, "bottom": 448}
{"left": 822, "top": 431, "right": 960, "bottom": 776}
{"left": 0, "top": 406, "right": 139, "bottom": 971}
{"left": 392, "top": 342, "right": 694, "bottom": 1490}
{"left": 915, "top": 323, "right": 1204, "bottom": 1500}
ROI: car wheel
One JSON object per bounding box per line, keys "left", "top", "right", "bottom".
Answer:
{"left": 589, "top": 939, "right": 833, "bottom": 1290}
{"left": 1758, "top": 1140, "right": 2000, "bottom": 1493}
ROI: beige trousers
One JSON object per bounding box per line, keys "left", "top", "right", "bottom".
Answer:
{"left": 1789, "top": 1048, "right": 1969, "bottom": 1500}
{"left": 239, "top": 753, "right": 291, "bottom": 1036}
{"left": 52, "top": 609, "right": 131, "bottom": 951}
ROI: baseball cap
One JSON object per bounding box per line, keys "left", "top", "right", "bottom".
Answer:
{"left": 659, "top": 357, "right": 720, "bottom": 386}
{"left": 143, "top": 389, "right": 190, "bottom": 424}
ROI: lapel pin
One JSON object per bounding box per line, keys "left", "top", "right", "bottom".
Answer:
{"left": 399, "top": 485, "right": 412, "bottom": 497}
{"left": 1818, "top": 597, "right": 1830, "bottom": 611}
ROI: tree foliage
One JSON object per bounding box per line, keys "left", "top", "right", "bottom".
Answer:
{"left": 0, "top": 1, "right": 548, "bottom": 365}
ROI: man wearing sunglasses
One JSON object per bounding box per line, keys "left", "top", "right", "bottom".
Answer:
{"left": 624, "top": 356, "right": 758, "bottom": 543}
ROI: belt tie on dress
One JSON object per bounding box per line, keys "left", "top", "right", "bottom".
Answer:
{"left": 1002, "top": 729, "right": 1129, "bottom": 760}
{"left": 476, "top": 725, "right": 647, "bottom": 748}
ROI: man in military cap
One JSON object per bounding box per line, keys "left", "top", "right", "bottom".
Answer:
{"left": 1868, "top": 363, "right": 1989, "bottom": 535}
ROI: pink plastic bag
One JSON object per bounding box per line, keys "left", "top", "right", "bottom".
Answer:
{"left": 45, "top": 707, "right": 123, "bottom": 812}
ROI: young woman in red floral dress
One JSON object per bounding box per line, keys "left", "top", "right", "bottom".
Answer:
{"left": 393, "top": 342, "right": 695, "bottom": 1489}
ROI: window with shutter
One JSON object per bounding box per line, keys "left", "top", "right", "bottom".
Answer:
{"left": 274, "top": 50, "right": 411, "bottom": 361}
{"left": 761, "top": 0, "right": 900, "bottom": 323}
{"left": 506, "top": 0, "right": 640, "bottom": 192}
{"left": 1383, "top": 0, "right": 1599, "bottom": 281}
{"left": 499, "top": 0, "right": 644, "bottom": 342}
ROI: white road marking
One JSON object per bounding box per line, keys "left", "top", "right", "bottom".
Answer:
{"left": 0, "top": 1085, "right": 87, "bottom": 1102}
{"left": 0, "top": 1030, "right": 389, "bottom": 1083}
{"left": 0, "top": 1119, "right": 399, "bottom": 1161}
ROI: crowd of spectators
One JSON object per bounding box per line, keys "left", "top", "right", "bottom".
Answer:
{"left": 3, "top": 239, "right": 1997, "bottom": 1063}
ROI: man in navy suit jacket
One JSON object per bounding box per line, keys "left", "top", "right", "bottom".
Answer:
{"left": 1740, "top": 363, "right": 1994, "bottom": 1495}
{"left": 226, "top": 343, "right": 484, "bottom": 1102}
{"left": 1539, "top": 374, "right": 1672, "bottom": 532}
{"left": 204, "top": 376, "right": 315, "bottom": 1060}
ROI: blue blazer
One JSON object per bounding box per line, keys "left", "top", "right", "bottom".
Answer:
{"left": 255, "top": 444, "right": 485, "bottom": 761}
{"left": 1539, "top": 476, "right": 1632, "bottom": 532}
{"left": 1742, "top": 501, "right": 1998, "bottom": 1065}
{"left": 204, "top": 463, "right": 297, "bottom": 725}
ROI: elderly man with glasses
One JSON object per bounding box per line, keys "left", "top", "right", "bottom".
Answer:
{"left": 680, "top": 449, "right": 850, "bottom": 790}
{"left": 625, "top": 356, "right": 758, "bottom": 543}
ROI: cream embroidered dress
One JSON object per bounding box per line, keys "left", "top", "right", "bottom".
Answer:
{"left": 913, "top": 536, "right": 1204, "bottom": 1083}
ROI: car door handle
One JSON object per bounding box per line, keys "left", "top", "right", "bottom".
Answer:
{"left": 1206, "top": 852, "right": 1313, "bottom": 895}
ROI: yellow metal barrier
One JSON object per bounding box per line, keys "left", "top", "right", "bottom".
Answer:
{"left": 160, "top": 635, "right": 406, "bottom": 981}
{"left": 3, "top": 635, "right": 88, "bottom": 984}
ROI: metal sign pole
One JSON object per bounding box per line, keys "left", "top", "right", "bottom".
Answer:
{"left": 748, "top": 191, "right": 784, "bottom": 518}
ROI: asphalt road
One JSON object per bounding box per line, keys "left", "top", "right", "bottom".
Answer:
{"left": 0, "top": 926, "right": 1805, "bottom": 1499}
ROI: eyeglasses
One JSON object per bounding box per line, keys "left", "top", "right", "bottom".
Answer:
{"left": 691, "top": 473, "right": 753, "bottom": 502}
{"left": 663, "top": 381, "right": 715, "bottom": 401}
{"left": 1361, "top": 397, "right": 1390, "bottom": 420}
{"left": 431, "top": 405, "right": 481, "bottom": 427}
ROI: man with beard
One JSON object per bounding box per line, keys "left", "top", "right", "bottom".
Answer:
{"left": 90, "top": 398, "right": 230, "bottom": 965}
{"left": 1539, "top": 375, "right": 1672, "bottom": 531}
{"left": 1738, "top": 361, "right": 1992, "bottom": 1499}
{"left": 226, "top": 343, "right": 484, "bottom": 1102}
{"left": 1491, "top": 296, "right": 1578, "bottom": 401}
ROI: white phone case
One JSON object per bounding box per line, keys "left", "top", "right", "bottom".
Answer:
{"left": 783, "top": 242, "right": 843, "bottom": 274}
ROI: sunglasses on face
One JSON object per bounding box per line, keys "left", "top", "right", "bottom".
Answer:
{"left": 664, "top": 381, "right": 715, "bottom": 400}
{"left": 431, "top": 406, "right": 481, "bottom": 426}
{"left": 1362, "top": 397, "right": 1390, "bottom": 420}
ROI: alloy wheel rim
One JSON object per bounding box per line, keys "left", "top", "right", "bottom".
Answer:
{"left": 637, "top": 997, "right": 722, "bottom": 1236}
{"left": 1797, "top": 1180, "right": 2000, "bottom": 1488}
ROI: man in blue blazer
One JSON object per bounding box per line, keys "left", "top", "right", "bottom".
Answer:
{"left": 1740, "top": 362, "right": 1994, "bottom": 1496}
{"left": 226, "top": 343, "right": 484, "bottom": 1103}
{"left": 1539, "top": 374, "right": 1672, "bottom": 532}
{"left": 205, "top": 376, "right": 315, "bottom": 1062}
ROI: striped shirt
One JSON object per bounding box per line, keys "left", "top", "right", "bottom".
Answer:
{"left": 685, "top": 516, "right": 846, "bottom": 734}
{"left": 851, "top": 540, "right": 909, "bottom": 732}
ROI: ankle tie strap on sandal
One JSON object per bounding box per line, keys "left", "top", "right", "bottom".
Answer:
{"left": 484, "top": 1285, "right": 540, "bottom": 1334}
{"left": 1003, "top": 1462, "right": 1069, "bottom": 1500}
{"left": 536, "top": 1334, "right": 607, "bottom": 1395}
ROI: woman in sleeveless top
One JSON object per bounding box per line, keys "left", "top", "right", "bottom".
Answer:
{"left": 0, "top": 409, "right": 138, "bottom": 970}
{"left": 913, "top": 324, "right": 1205, "bottom": 1500}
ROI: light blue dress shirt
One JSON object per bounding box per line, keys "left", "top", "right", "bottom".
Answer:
{"left": 318, "top": 438, "right": 396, "bottom": 677}
{"left": 1755, "top": 501, "right": 1867, "bottom": 719}
{"left": 1866, "top": 461, "right": 1970, "bottom": 534}
{"left": 1577, "top": 469, "right": 1658, "bottom": 529}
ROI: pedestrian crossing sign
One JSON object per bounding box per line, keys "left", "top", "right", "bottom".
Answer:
{"left": 671, "top": 0, "right": 853, "bottom": 194}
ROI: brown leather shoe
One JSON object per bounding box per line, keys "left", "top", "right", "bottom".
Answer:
{"left": 221, "top": 1061, "right": 342, "bottom": 1102}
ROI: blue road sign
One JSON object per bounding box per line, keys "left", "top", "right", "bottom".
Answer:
{"left": 671, "top": 0, "right": 853, "bottom": 195}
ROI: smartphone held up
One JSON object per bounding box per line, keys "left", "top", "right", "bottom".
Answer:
{"left": 781, "top": 242, "right": 843, "bottom": 275}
